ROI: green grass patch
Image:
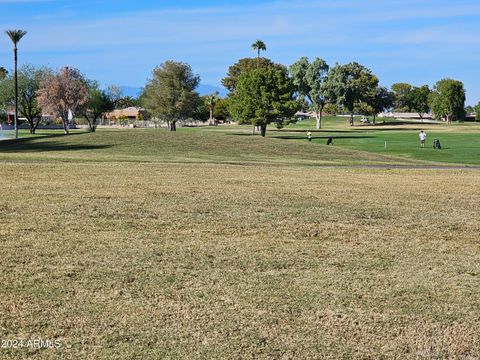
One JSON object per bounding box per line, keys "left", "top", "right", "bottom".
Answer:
{"left": 0, "top": 128, "right": 421, "bottom": 166}
{"left": 270, "top": 116, "right": 480, "bottom": 165}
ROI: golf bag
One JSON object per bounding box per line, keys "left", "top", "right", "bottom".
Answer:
{"left": 433, "top": 139, "right": 442, "bottom": 150}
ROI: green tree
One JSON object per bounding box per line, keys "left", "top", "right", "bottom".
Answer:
{"left": 213, "top": 98, "right": 230, "bottom": 121}
{"left": 475, "top": 102, "right": 480, "bottom": 121}
{"left": 323, "top": 103, "right": 339, "bottom": 115}
{"left": 82, "top": 81, "right": 115, "bottom": 132}
{"left": 429, "top": 79, "right": 466, "bottom": 123}
{"left": 114, "top": 96, "right": 139, "bottom": 109}
{"left": 5, "top": 29, "right": 27, "bottom": 139}
{"left": 0, "top": 73, "right": 13, "bottom": 125}
{"left": 391, "top": 83, "right": 413, "bottom": 112}
{"left": 355, "top": 102, "right": 375, "bottom": 121}
{"left": 142, "top": 61, "right": 200, "bottom": 131}
{"left": 192, "top": 96, "right": 210, "bottom": 122}
{"left": 251, "top": 40, "right": 266, "bottom": 59}
{"left": 205, "top": 91, "right": 220, "bottom": 125}
{"left": 324, "top": 62, "right": 379, "bottom": 126}
{"left": 222, "top": 57, "right": 283, "bottom": 93}
{"left": 289, "top": 57, "right": 329, "bottom": 129}
{"left": 0, "top": 64, "right": 53, "bottom": 134}
{"left": 364, "top": 86, "right": 393, "bottom": 124}
{"left": 410, "top": 85, "right": 431, "bottom": 119}
{"left": 229, "top": 66, "right": 298, "bottom": 137}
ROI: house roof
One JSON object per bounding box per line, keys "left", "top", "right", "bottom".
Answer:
{"left": 105, "top": 107, "right": 144, "bottom": 118}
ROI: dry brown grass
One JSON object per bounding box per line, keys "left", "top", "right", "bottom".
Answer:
{"left": 1, "top": 161, "right": 479, "bottom": 359}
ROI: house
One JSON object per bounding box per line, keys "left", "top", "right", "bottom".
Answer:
{"left": 105, "top": 107, "right": 146, "bottom": 121}
{"left": 465, "top": 112, "right": 477, "bottom": 121}
{"left": 379, "top": 112, "right": 433, "bottom": 119}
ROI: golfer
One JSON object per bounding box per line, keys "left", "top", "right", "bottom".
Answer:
{"left": 419, "top": 130, "right": 427, "bottom": 148}
{"left": 307, "top": 130, "right": 312, "bottom": 142}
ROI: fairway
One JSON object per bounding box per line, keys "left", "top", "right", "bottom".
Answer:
{"left": 1, "top": 129, "right": 479, "bottom": 358}
{"left": 269, "top": 116, "right": 480, "bottom": 165}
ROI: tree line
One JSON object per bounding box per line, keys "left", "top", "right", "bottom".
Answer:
{"left": 0, "top": 65, "right": 136, "bottom": 134}
{"left": 140, "top": 40, "right": 477, "bottom": 136}
{"left": 1, "top": 37, "right": 479, "bottom": 138}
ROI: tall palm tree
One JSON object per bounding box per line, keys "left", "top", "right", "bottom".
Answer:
{"left": 251, "top": 40, "right": 266, "bottom": 59}
{"left": 6, "top": 29, "right": 27, "bottom": 139}
{"left": 205, "top": 91, "right": 220, "bottom": 125}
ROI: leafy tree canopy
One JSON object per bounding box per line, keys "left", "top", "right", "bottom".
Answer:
{"left": 324, "top": 62, "right": 378, "bottom": 125}
{"left": 0, "top": 64, "right": 53, "bottom": 133}
{"left": 81, "top": 81, "right": 115, "bottom": 132}
{"left": 410, "top": 85, "right": 431, "bottom": 119}
{"left": 229, "top": 65, "right": 298, "bottom": 137}
{"left": 289, "top": 57, "right": 329, "bottom": 129}
{"left": 192, "top": 95, "right": 210, "bottom": 122}
{"left": 222, "top": 57, "right": 284, "bottom": 93}
{"left": 359, "top": 86, "right": 393, "bottom": 123}
{"left": 429, "top": 78, "right": 465, "bottom": 123}
{"left": 141, "top": 60, "right": 200, "bottom": 131}
{"left": 213, "top": 98, "right": 230, "bottom": 121}
{"left": 391, "top": 83, "right": 413, "bottom": 112}
{"left": 475, "top": 102, "right": 480, "bottom": 121}
{"left": 115, "top": 96, "right": 139, "bottom": 109}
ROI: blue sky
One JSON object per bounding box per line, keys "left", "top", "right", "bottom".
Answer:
{"left": 1, "top": 0, "right": 479, "bottom": 104}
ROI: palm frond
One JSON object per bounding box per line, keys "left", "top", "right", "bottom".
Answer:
{"left": 5, "top": 29, "right": 28, "bottom": 45}
{"left": 251, "top": 40, "right": 266, "bottom": 51}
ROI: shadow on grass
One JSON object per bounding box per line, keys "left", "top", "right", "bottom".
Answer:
{"left": 272, "top": 135, "right": 376, "bottom": 140}
{"left": 375, "top": 120, "right": 445, "bottom": 126}
{"left": 226, "top": 133, "right": 262, "bottom": 137}
{"left": 355, "top": 127, "right": 429, "bottom": 132}
{"left": 272, "top": 129, "right": 360, "bottom": 134}
{"left": 0, "top": 132, "right": 112, "bottom": 153}
{"left": 227, "top": 131, "right": 371, "bottom": 137}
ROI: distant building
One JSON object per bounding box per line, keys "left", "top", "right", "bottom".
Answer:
{"left": 105, "top": 107, "right": 147, "bottom": 121}
{"left": 379, "top": 112, "right": 433, "bottom": 119}
{"left": 465, "top": 112, "right": 477, "bottom": 121}
{"left": 294, "top": 111, "right": 317, "bottom": 119}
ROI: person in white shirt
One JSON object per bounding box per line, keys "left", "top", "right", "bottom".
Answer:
{"left": 307, "top": 130, "right": 312, "bottom": 142}
{"left": 419, "top": 130, "right": 427, "bottom": 148}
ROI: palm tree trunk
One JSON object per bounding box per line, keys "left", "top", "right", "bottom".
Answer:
{"left": 13, "top": 46, "right": 18, "bottom": 139}
{"left": 209, "top": 107, "right": 214, "bottom": 125}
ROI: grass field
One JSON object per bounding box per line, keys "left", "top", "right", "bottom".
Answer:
{"left": 1, "top": 127, "right": 480, "bottom": 358}
{"left": 275, "top": 116, "right": 480, "bottom": 165}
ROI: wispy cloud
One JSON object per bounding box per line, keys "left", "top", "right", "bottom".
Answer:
{"left": 0, "top": 0, "right": 51, "bottom": 2}
{"left": 0, "top": 0, "right": 479, "bottom": 103}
